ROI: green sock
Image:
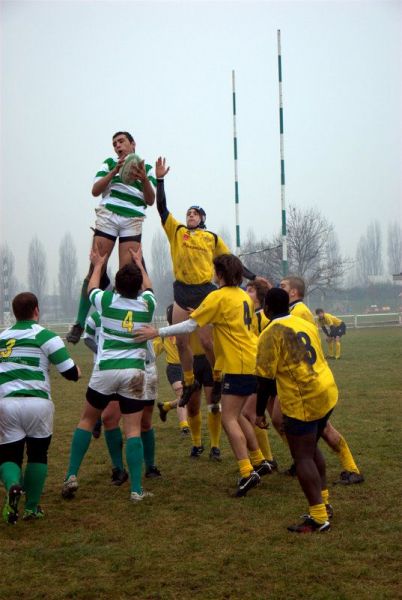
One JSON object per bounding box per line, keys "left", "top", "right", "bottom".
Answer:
{"left": 23, "top": 463, "right": 48, "bottom": 511}
{"left": 0, "top": 461, "right": 22, "bottom": 491}
{"left": 104, "top": 428, "right": 124, "bottom": 470}
{"left": 141, "top": 429, "right": 155, "bottom": 468}
{"left": 125, "top": 437, "right": 144, "bottom": 494}
{"left": 66, "top": 428, "right": 92, "bottom": 478}
{"left": 76, "top": 277, "right": 91, "bottom": 328}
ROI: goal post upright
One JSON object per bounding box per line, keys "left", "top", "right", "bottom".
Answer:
{"left": 277, "top": 29, "right": 288, "bottom": 276}
{"left": 232, "top": 69, "right": 241, "bottom": 256}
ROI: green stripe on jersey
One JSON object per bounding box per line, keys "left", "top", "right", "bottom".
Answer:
{"left": 5, "top": 389, "right": 49, "bottom": 399}
{"left": 48, "top": 347, "right": 70, "bottom": 366}
{"left": 0, "top": 368, "right": 46, "bottom": 385}
{"left": 101, "top": 306, "right": 153, "bottom": 323}
{"left": 98, "top": 358, "right": 145, "bottom": 371}
{"left": 103, "top": 339, "right": 145, "bottom": 351}
{"left": 110, "top": 189, "right": 147, "bottom": 206}
{"left": 1, "top": 357, "right": 40, "bottom": 367}
{"left": 104, "top": 204, "right": 146, "bottom": 219}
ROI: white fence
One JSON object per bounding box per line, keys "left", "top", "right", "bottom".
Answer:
{"left": 336, "top": 313, "right": 402, "bottom": 329}
{"left": 1, "top": 313, "right": 401, "bottom": 336}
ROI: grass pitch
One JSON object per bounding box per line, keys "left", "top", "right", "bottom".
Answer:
{"left": 1, "top": 327, "right": 401, "bottom": 599}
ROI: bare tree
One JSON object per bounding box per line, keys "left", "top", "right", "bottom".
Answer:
{"left": 387, "top": 222, "right": 402, "bottom": 275}
{"left": 0, "top": 244, "right": 19, "bottom": 322}
{"left": 356, "top": 220, "right": 384, "bottom": 283}
{"left": 28, "top": 237, "right": 48, "bottom": 309}
{"left": 240, "top": 206, "right": 351, "bottom": 291}
{"left": 58, "top": 233, "right": 78, "bottom": 319}
{"left": 150, "top": 230, "right": 174, "bottom": 315}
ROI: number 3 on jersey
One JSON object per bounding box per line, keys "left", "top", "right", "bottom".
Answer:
{"left": 297, "top": 332, "right": 317, "bottom": 365}
{"left": 122, "top": 311, "right": 133, "bottom": 332}
{"left": 0, "top": 339, "right": 16, "bottom": 359}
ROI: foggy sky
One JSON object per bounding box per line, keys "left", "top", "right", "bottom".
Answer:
{"left": 1, "top": 0, "right": 401, "bottom": 289}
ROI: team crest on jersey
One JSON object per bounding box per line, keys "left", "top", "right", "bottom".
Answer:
{"left": 183, "top": 232, "right": 190, "bottom": 240}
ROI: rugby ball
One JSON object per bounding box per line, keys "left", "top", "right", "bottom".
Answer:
{"left": 120, "top": 153, "right": 142, "bottom": 184}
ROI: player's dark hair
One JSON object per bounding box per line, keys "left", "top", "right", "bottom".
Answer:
{"left": 115, "top": 264, "right": 143, "bottom": 298}
{"left": 263, "top": 288, "right": 289, "bottom": 319}
{"left": 112, "top": 131, "right": 134, "bottom": 144}
{"left": 213, "top": 254, "right": 243, "bottom": 286}
{"left": 315, "top": 308, "right": 324, "bottom": 315}
{"left": 166, "top": 304, "right": 173, "bottom": 325}
{"left": 247, "top": 279, "right": 270, "bottom": 307}
{"left": 283, "top": 276, "right": 306, "bottom": 298}
{"left": 12, "top": 292, "right": 39, "bottom": 320}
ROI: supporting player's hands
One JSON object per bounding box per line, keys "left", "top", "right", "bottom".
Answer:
{"left": 155, "top": 157, "right": 170, "bottom": 179}
{"left": 129, "top": 246, "right": 144, "bottom": 270}
{"left": 255, "top": 415, "right": 269, "bottom": 430}
{"left": 133, "top": 325, "right": 159, "bottom": 342}
{"left": 90, "top": 245, "right": 108, "bottom": 268}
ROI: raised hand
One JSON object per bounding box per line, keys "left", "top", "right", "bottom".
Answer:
{"left": 155, "top": 156, "right": 170, "bottom": 179}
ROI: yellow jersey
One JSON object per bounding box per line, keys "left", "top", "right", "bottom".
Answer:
{"left": 318, "top": 312, "right": 342, "bottom": 328}
{"left": 190, "top": 286, "right": 257, "bottom": 374}
{"left": 251, "top": 308, "right": 270, "bottom": 338}
{"left": 256, "top": 314, "right": 338, "bottom": 421}
{"left": 289, "top": 300, "right": 316, "bottom": 326}
{"left": 153, "top": 336, "right": 180, "bottom": 364}
{"left": 163, "top": 213, "right": 229, "bottom": 284}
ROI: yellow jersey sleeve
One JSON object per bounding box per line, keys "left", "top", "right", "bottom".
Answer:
{"left": 163, "top": 336, "right": 180, "bottom": 364}
{"left": 251, "top": 309, "right": 270, "bottom": 337}
{"left": 213, "top": 236, "right": 230, "bottom": 258}
{"left": 326, "top": 313, "right": 342, "bottom": 327}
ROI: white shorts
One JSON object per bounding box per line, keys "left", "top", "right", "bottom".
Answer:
{"left": 95, "top": 206, "right": 144, "bottom": 239}
{"left": 0, "top": 398, "right": 55, "bottom": 445}
{"left": 141, "top": 363, "right": 158, "bottom": 401}
{"left": 89, "top": 368, "right": 145, "bottom": 400}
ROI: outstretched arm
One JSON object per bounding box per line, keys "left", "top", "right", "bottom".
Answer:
{"left": 128, "top": 160, "right": 155, "bottom": 206}
{"left": 92, "top": 158, "right": 125, "bottom": 197}
{"left": 87, "top": 245, "right": 108, "bottom": 294}
{"left": 155, "top": 157, "right": 170, "bottom": 224}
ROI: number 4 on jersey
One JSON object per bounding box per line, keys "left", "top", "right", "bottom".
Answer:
{"left": 122, "top": 311, "right": 134, "bottom": 332}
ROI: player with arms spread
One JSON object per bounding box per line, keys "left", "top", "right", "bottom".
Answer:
{"left": 135, "top": 253, "right": 271, "bottom": 497}
{"left": 67, "top": 131, "right": 156, "bottom": 344}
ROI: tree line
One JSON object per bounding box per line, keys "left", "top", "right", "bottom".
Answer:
{"left": 1, "top": 207, "right": 401, "bottom": 323}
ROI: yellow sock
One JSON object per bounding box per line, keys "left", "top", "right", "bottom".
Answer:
{"left": 335, "top": 341, "right": 341, "bottom": 358}
{"left": 321, "top": 489, "right": 330, "bottom": 505}
{"left": 254, "top": 426, "right": 273, "bottom": 461}
{"left": 334, "top": 435, "right": 360, "bottom": 473}
{"left": 249, "top": 448, "right": 265, "bottom": 467}
{"left": 163, "top": 401, "right": 173, "bottom": 412}
{"left": 310, "top": 503, "right": 328, "bottom": 524}
{"left": 207, "top": 410, "right": 221, "bottom": 448}
{"left": 328, "top": 340, "right": 334, "bottom": 357}
{"left": 238, "top": 458, "right": 253, "bottom": 478}
{"left": 179, "top": 420, "right": 189, "bottom": 430}
{"left": 183, "top": 370, "right": 195, "bottom": 386}
{"left": 188, "top": 412, "right": 202, "bottom": 446}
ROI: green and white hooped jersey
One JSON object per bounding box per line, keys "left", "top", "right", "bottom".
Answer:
{"left": 95, "top": 158, "right": 156, "bottom": 219}
{"left": 89, "top": 288, "right": 156, "bottom": 371}
{"left": 84, "top": 311, "right": 101, "bottom": 346}
{"left": 0, "top": 321, "right": 75, "bottom": 400}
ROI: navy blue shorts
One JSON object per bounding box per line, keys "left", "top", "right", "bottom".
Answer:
{"left": 173, "top": 281, "right": 217, "bottom": 310}
{"left": 329, "top": 323, "right": 346, "bottom": 338}
{"left": 222, "top": 374, "right": 257, "bottom": 397}
{"left": 283, "top": 409, "right": 333, "bottom": 438}
{"left": 193, "top": 355, "right": 213, "bottom": 387}
{"left": 166, "top": 363, "right": 183, "bottom": 386}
